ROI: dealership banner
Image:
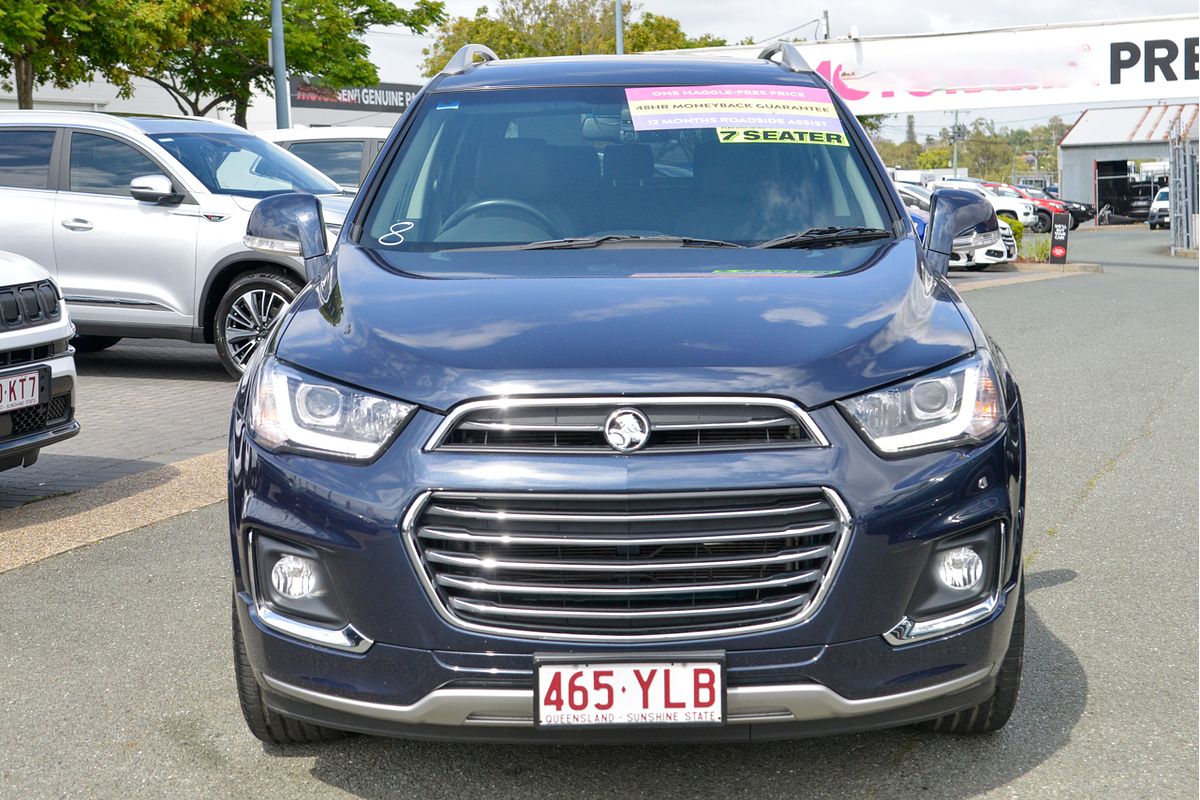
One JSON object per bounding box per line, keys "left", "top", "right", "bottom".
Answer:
{"left": 290, "top": 78, "right": 422, "bottom": 114}
{"left": 672, "top": 16, "right": 1199, "bottom": 114}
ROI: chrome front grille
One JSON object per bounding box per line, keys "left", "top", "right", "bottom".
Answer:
{"left": 428, "top": 397, "right": 826, "bottom": 454}
{"left": 403, "top": 488, "right": 849, "bottom": 641}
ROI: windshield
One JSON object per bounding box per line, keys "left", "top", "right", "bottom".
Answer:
{"left": 150, "top": 132, "right": 339, "bottom": 198}
{"left": 1156, "top": 189, "right": 1169, "bottom": 202}
{"left": 362, "top": 85, "right": 890, "bottom": 253}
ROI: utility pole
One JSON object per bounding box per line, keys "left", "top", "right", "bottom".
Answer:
{"left": 615, "top": 0, "right": 624, "bottom": 54}
{"left": 821, "top": 10, "right": 830, "bottom": 40}
{"left": 950, "top": 108, "right": 960, "bottom": 177}
{"left": 270, "top": 0, "right": 290, "bottom": 129}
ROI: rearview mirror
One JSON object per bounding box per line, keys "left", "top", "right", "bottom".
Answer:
{"left": 130, "top": 174, "right": 182, "bottom": 204}
{"left": 922, "top": 189, "right": 999, "bottom": 276}
{"left": 245, "top": 192, "right": 329, "bottom": 279}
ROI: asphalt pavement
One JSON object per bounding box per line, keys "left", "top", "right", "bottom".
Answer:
{"left": 0, "top": 228, "right": 1195, "bottom": 799}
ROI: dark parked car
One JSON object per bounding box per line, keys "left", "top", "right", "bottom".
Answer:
{"left": 229, "top": 44, "right": 1026, "bottom": 746}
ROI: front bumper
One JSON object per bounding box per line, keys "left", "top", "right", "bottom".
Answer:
{"left": 237, "top": 581, "right": 1017, "bottom": 742}
{"left": 0, "top": 340, "right": 79, "bottom": 470}
{"left": 229, "top": 381, "right": 1025, "bottom": 740}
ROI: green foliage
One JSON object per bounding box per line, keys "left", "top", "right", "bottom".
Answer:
{"left": 856, "top": 114, "right": 888, "bottom": 138}
{"left": 421, "top": 1, "right": 725, "bottom": 76}
{"left": 0, "top": 0, "right": 174, "bottom": 107}
{"left": 136, "top": 0, "right": 446, "bottom": 125}
{"left": 1019, "top": 232, "right": 1050, "bottom": 262}
{"left": 1004, "top": 216, "right": 1024, "bottom": 251}
{"left": 626, "top": 12, "right": 725, "bottom": 51}
{"left": 916, "top": 146, "right": 952, "bottom": 171}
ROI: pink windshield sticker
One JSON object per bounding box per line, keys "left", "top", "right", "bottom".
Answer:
{"left": 624, "top": 84, "right": 845, "bottom": 137}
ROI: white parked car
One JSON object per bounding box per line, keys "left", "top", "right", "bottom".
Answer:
{"left": 259, "top": 126, "right": 391, "bottom": 191}
{"left": 950, "top": 219, "right": 1017, "bottom": 271}
{"left": 1147, "top": 187, "right": 1170, "bottom": 230}
{"left": 929, "top": 178, "right": 1038, "bottom": 229}
{"left": 0, "top": 251, "right": 79, "bottom": 471}
{"left": 0, "top": 111, "right": 351, "bottom": 376}
{"left": 898, "top": 183, "right": 1015, "bottom": 271}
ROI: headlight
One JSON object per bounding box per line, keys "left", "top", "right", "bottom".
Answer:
{"left": 952, "top": 228, "right": 1001, "bottom": 252}
{"left": 247, "top": 356, "right": 416, "bottom": 460}
{"left": 838, "top": 351, "right": 1004, "bottom": 454}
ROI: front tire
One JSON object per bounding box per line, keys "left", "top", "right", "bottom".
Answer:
{"left": 215, "top": 271, "right": 302, "bottom": 378}
{"left": 919, "top": 583, "right": 1025, "bottom": 734}
{"left": 1033, "top": 211, "right": 1051, "bottom": 233}
{"left": 232, "top": 596, "right": 348, "bottom": 745}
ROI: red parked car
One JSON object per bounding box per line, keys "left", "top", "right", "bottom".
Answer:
{"left": 983, "top": 183, "right": 1069, "bottom": 233}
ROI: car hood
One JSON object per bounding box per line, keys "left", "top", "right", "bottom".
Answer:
{"left": 275, "top": 239, "right": 977, "bottom": 411}
{"left": 229, "top": 193, "right": 352, "bottom": 225}
{"left": 0, "top": 249, "right": 53, "bottom": 286}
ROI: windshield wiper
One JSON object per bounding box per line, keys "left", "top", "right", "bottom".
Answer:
{"left": 757, "top": 227, "right": 890, "bottom": 249}
{"left": 520, "top": 234, "right": 743, "bottom": 250}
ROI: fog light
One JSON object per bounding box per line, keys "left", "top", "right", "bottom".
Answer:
{"left": 271, "top": 554, "right": 318, "bottom": 599}
{"left": 938, "top": 546, "right": 984, "bottom": 590}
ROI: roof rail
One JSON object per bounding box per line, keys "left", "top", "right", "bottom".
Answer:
{"left": 442, "top": 44, "right": 499, "bottom": 76}
{"left": 757, "top": 41, "right": 812, "bottom": 73}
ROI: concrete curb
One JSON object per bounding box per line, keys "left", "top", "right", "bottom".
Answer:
{"left": 0, "top": 449, "right": 226, "bottom": 573}
{"left": 1172, "top": 248, "right": 1198, "bottom": 260}
{"left": 974, "top": 261, "right": 1104, "bottom": 274}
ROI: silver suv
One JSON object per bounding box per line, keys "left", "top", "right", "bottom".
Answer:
{"left": 0, "top": 112, "right": 350, "bottom": 376}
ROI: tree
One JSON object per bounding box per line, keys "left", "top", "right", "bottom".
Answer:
{"left": 421, "top": 1, "right": 725, "bottom": 76}
{"left": 626, "top": 12, "right": 725, "bottom": 51}
{"left": 962, "top": 117, "right": 1013, "bottom": 181}
{"left": 917, "top": 146, "right": 952, "bottom": 171}
{"left": 0, "top": 0, "right": 171, "bottom": 108}
{"left": 904, "top": 114, "right": 916, "bottom": 145}
{"left": 136, "top": 0, "right": 446, "bottom": 127}
{"left": 856, "top": 114, "right": 888, "bottom": 138}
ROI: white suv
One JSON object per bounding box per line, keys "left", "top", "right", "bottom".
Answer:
{"left": 259, "top": 126, "right": 391, "bottom": 191}
{"left": 0, "top": 251, "right": 79, "bottom": 471}
{"left": 0, "top": 112, "right": 351, "bottom": 376}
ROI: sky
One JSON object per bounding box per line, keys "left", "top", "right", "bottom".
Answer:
{"left": 369, "top": 1, "right": 1199, "bottom": 140}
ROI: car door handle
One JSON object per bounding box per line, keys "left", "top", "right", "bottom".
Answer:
{"left": 61, "top": 218, "right": 93, "bottom": 232}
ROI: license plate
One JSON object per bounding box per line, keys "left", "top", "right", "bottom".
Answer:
{"left": 0, "top": 370, "right": 39, "bottom": 413}
{"left": 536, "top": 659, "right": 725, "bottom": 727}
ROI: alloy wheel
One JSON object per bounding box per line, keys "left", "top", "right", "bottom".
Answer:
{"left": 223, "top": 288, "right": 290, "bottom": 370}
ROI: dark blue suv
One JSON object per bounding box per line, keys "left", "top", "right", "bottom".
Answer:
{"left": 229, "top": 43, "right": 1024, "bottom": 744}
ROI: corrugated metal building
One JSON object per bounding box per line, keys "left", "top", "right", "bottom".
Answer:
{"left": 1058, "top": 104, "right": 1198, "bottom": 208}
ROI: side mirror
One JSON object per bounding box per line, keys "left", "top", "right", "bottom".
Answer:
{"left": 922, "top": 189, "right": 1000, "bottom": 276}
{"left": 129, "top": 174, "right": 182, "bottom": 204}
{"left": 245, "top": 192, "right": 329, "bottom": 278}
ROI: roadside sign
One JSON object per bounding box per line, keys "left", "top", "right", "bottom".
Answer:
{"left": 1050, "top": 213, "right": 1071, "bottom": 264}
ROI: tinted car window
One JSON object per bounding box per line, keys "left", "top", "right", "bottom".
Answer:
{"left": 0, "top": 130, "right": 56, "bottom": 190}
{"left": 364, "top": 85, "right": 889, "bottom": 256}
{"left": 287, "top": 140, "right": 364, "bottom": 185}
{"left": 150, "top": 132, "right": 338, "bottom": 198}
{"left": 69, "top": 133, "right": 161, "bottom": 197}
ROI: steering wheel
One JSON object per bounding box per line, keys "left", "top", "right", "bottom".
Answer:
{"left": 439, "top": 198, "right": 560, "bottom": 238}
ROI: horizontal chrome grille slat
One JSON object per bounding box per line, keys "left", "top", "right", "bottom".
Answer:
{"left": 427, "top": 396, "right": 828, "bottom": 454}
{"left": 448, "top": 593, "right": 812, "bottom": 619}
{"left": 424, "top": 499, "right": 825, "bottom": 524}
{"left": 650, "top": 416, "right": 793, "bottom": 430}
{"left": 417, "top": 520, "right": 838, "bottom": 547}
{"left": 404, "top": 488, "right": 851, "bottom": 640}
{"left": 456, "top": 420, "right": 604, "bottom": 432}
{"left": 424, "top": 545, "right": 832, "bottom": 572}
{"left": 434, "top": 569, "right": 824, "bottom": 596}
